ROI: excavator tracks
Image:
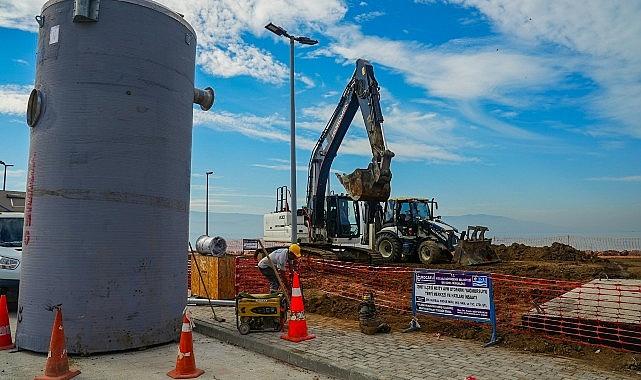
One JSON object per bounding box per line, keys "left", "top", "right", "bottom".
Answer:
{"left": 301, "top": 244, "right": 386, "bottom": 266}
{"left": 258, "top": 243, "right": 387, "bottom": 266}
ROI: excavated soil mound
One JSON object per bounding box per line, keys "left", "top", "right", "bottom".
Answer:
{"left": 493, "top": 242, "right": 602, "bottom": 262}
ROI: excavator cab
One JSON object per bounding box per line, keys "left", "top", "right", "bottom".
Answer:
{"left": 325, "top": 195, "right": 361, "bottom": 240}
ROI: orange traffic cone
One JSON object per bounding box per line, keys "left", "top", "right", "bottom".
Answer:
{"left": 0, "top": 294, "right": 14, "bottom": 350}
{"left": 281, "top": 272, "right": 315, "bottom": 343}
{"left": 35, "top": 307, "right": 80, "bottom": 380}
{"left": 167, "top": 308, "right": 204, "bottom": 379}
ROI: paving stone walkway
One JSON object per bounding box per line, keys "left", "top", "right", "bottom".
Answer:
{"left": 192, "top": 307, "right": 637, "bottom": 380}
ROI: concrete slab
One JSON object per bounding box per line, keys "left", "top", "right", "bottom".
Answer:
{"left": 522, "top": 279, "right": 641, "bottom": 350}
{"left": 526, "top": 279, "right": 641, "bottom": 323}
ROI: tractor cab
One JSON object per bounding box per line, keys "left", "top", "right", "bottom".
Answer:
{"left": 376, "top": 197, "right": 500, "bottom": 266}
{"left": 383, "top": 198, "right": 437, "bottom": 236}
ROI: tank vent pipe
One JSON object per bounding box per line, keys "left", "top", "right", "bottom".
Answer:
{"left": 193, "top": 87, "right": 215, "bottom": 111}
{"left": 73, "top": 0, "right": 100, "bottom": 22}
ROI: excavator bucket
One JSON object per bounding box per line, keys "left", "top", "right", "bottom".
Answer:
{"left": 453, "top": 226, "right": 501, "bottom": 266}
{"left": 337, "top": 163, "right": 391, "bottom": 202}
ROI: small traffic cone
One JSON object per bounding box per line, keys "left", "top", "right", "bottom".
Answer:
{"left": 167, "top": 308, "right": 204, "bottom": 379}
{"left": 0, "top": 294, "right": 14, "bottom": 350}
{"left": 281, "top": 272, "right": 315, "bottom": 343}
{"left": 35, "top": 307, "right": 80, "bottom": 380}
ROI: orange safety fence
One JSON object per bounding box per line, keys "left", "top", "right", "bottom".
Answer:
{"left": 234, "top": 256, "right": 641, "bottom": 352}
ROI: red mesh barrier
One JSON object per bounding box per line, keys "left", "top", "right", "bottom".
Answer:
{"left": 234, "top": 256, "right": 641, "bottom": 352}
{"left": 234, "top": 256, "right": 293, "bottom": 295}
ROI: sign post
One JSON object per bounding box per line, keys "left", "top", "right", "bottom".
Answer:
{"left": 242, "top": 239, "right": 260, "bottom": 252}
{"left": 412, "top": 269, "right": 499, "bottom": 346}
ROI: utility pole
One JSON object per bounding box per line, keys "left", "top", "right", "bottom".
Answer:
{"left": 205, "top": 171, "right": 213, "bottom": 236}
{"left": 0, "top": 161, "right": 14, "bottom": 191}
{"left": 264, "top": 22, "right": 318, "bottom": 243}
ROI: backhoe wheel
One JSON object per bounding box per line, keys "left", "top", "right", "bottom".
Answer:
{"left": 376, "top": 233, "right": 402, "bottom": 262}
{"left": 238, "top": 322, "right": 251, "bottom": 335}
{"left": 418, "top": 240, "right": 444, "bottom": 265}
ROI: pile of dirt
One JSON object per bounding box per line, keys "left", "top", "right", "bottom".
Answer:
{"left": 305, "top": 289, "right": 641, "bottom": 375}
{"left": 598, "top": 250, "right": 641, "bottom": 257}
{"left": 492, "top": 242, "right": 602, "bottom": 262}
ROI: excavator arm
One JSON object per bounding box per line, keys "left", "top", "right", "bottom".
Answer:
{"left": 306, "top": 59, "right": 394, "bottom": 229}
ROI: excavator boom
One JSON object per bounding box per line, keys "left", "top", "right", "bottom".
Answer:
{"left": 336, "top": 60, "right": 394, "bottom": 201}
{"left": 307, "top": 59, "right": 394, "bottom": 230}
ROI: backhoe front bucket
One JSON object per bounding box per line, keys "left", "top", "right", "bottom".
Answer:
{"left": 453, "top": 226, "right": 501, "bottom": 266}
{"left": 336, "top": 163, "right": 391, "bottom": 202}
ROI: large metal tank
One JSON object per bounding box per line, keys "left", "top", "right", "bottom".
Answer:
{"left": 17, "top": 0, "right": 214, "bottom": 354}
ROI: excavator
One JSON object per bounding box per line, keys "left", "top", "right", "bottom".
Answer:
{"left": 264, "top": 59, "right": 393, "bottom": 264}
{"left": 263, "top": 59, "right": 498, "bottom": 265}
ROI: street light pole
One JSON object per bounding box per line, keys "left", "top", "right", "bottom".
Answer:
{"left": 289, "top": 36, "right": 297, "bottom": 244}
{"left": 205, "top": 171, "right": 213, "bottom": 236}
{"left": 0, "top": 161, "right": 14, "bottom": 191}
{"left": 264, "top": 22, "right": 318, "bottom": 244}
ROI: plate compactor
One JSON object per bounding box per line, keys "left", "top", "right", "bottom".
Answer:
{"left": 236, "top": 292, "right": 287, "bottom": 335}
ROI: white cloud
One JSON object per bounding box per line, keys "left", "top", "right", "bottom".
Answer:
{"left": 252, "top": 163, "right": 308, "bottom": 172}
{"left": 0, "top": 0, "right": 42, "bottom": 31}
{"left": 194, "top": 109, "right": 289, "bottom": 142}
{"left": 298, "top": 96, "right": 476, "bottom": 162}
{"left": 318, "top": 25, "right": 564, "bottom": 138}
{"left": 0, "top": 0, "right": 341, "bottom": 86}
{"left": 354, "top": 11, "right": 385, "bottom": 23}
{"left": 586, "top": 175, "right": 641, "bottom": 183}
{"left": 0, "top": 84, "right": 30, "bottom": 116}
{"left": 324, "top": 25, "right": 561, "bottom": 101}
{"left": 458, "top": 101, "right": 541, "bottom": 140}
{"left": 159, "top": 0, "right": 344, "bottom": 85}
{"left": 1, "top": 168, "right": 27, "bottom": 192}
{"left": 447, "top": 0, "right": 641, "bottom": 137}
{"left": 323, "top": 90, "right": 340, "bottom": 98}
{"left": 12, "top": 59, "right": 28, "bottom": 65}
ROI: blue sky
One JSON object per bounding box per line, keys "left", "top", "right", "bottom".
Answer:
{"left": 1, "top": 0, "right": 640, "bottom": 234}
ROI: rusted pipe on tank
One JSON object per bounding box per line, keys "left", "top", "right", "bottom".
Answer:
{"left": 187, "top": 298, "right": 235, "bottom": 307}
{"left": 193, "top": 87, "right": 215, "bottom": 111}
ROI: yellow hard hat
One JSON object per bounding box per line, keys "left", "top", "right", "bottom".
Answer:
{"left": 289, "top": 243, "right": 302, "bottom": 258}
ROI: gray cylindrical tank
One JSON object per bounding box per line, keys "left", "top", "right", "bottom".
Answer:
{"left": 17, "top": 0, "right": 204, "bottom": 354}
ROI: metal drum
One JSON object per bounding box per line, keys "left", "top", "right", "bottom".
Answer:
{"left": 17, "top": 0, "right": 213, "bottom": 354}
{"left": 195, "top": 235, "right": 227, "bottom": 257}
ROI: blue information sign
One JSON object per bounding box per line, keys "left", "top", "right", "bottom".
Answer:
{"left": 412, "top": 269, "right": 498, "bottom": 346}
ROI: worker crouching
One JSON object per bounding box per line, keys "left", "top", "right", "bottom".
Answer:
{"left": 359, "top": 293, "right": 391, "bottom": 335}
{"left": 257, "top": 244, "right": 302, "bottom": 293}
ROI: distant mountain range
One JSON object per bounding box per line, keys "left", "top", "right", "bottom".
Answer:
{"left": 188, "top": 211, "right": 587, "bottom": 243}
{"left": 189, "top": 212, "right": 263, "bottom": 243}
{"left": 442, "top": 214, "right": 567, "bottom": 236}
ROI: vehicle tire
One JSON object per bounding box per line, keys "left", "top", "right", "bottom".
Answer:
{"left": 238, "top": 322, "right": 251, "bottom": 335}
{"left": 375, "top": 233, "right": 403, "bottom": 262}
{"left": 418, "top": 240, "right": 445, "bottom": 265}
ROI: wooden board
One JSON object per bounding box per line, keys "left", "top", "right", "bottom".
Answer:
{"left": 190, "top": 254, "right": 236, "bottom": 300}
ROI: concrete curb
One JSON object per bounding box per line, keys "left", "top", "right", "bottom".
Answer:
{"left": 193, "top": 318, "right": 379, "bottom": 380}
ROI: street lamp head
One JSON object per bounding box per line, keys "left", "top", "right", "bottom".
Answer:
{"left": 295, "top": 36, "right": 318, "bottom": 46}
{"left": 265, "top": 22, "right": 287, "bottom": 37}
{"left": 206, "top": 171, "right": 213, "bottom": 175}
{"left": 0, "top": 161, "right": 5, "bottom": 165}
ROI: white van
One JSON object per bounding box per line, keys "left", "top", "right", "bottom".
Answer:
{"left": 0, "top": 212, "right": 23, "bottom": 293}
